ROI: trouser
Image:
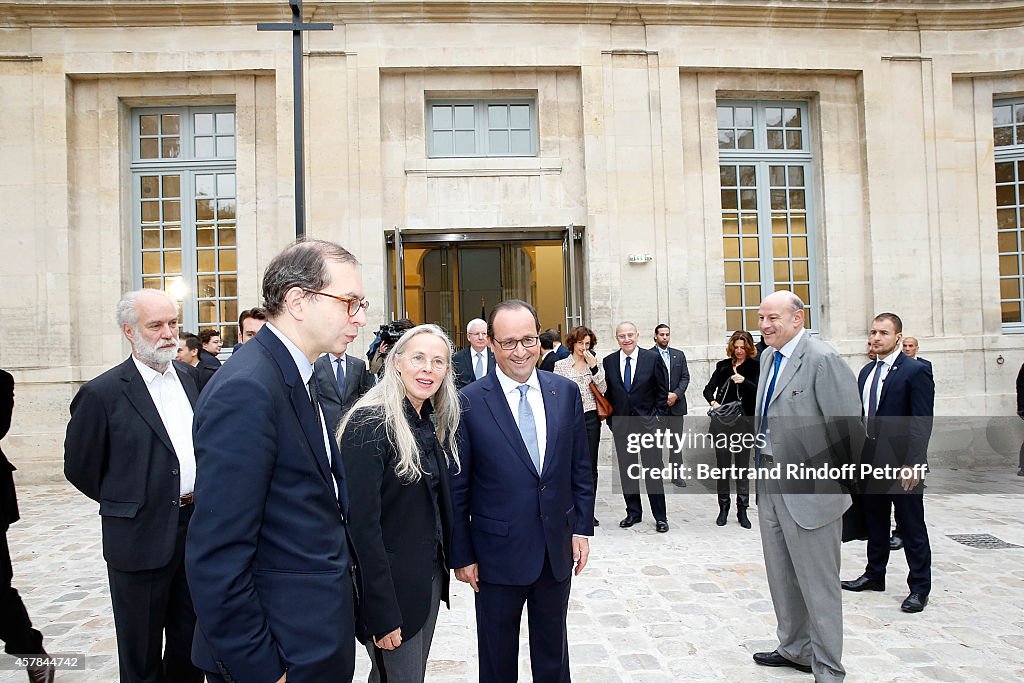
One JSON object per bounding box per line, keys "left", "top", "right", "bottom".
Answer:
{"left": 613, "top": 428, "right": 667, "bottom": 522}
{"left": 107, "top": 505, "right": 203, "bottom": 683}
{"left": 0, "top": 525, "right": 45, "bottom": 657}
{"left": 475, "top": 553, "right": 571, "bottom": 683}
{"left": 863, "top": 488, "right": 931, "bottom": 595}
{"left": 365, "top": 567, "right": 444, "bottom": 683}
{"left": 583, "top": 410, "right": 600, "bottom": 501}
{"left": 712, "top": 420, "right": 752, "bottom": 507}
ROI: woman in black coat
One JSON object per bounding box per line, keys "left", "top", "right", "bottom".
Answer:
{"left": 340, "top": 324, "right": 460, "bottom": 683}
{"left": 702, "top": 330, "right": 759, "bottom": 528}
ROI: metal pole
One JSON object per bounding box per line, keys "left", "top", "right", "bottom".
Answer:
{"left": 291, "top": 0, "right": 305, "bottom": 239}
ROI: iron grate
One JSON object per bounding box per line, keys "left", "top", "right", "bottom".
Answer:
{"left": 947, "top": 533, "right": 1023, "bottom": 549}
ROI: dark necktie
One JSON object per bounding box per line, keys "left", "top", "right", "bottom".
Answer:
{"left": 335, "top": 356, "right": 346, "bottom": 397}
{"left": 624, "top": 355, "right": 633, "bottom": 393}
{"left": 867, "top": 360, "right": 883, "bottom": 437}
{"left": 756, "top": 351, "right": 784, "bottom": 467}
{"left": 307, "top": 375, "right": 323, "bottom": 429}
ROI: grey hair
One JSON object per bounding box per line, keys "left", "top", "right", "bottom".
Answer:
{"left": 465, "top": 318, "right": 486, "bottom": 334}
{"left": 338, "top": 324, "right": 461, "bottom": 483}
{"left": 779, "top": 290, "right": 805, "bottom": 313}
{"left": 116, "top": 289, "right": 175, "bottom": 329}
{"left": 262, "top": 239, "right": 359, "bottom": 317}
{"left": 615, "top": 321, "right": 638, "bottom": 333}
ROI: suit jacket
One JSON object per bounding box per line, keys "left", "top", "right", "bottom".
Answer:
{"left": 64, "top": 357, "right": 199, "bottom": 571}
{"left": 858, "top": 352, "right": 934, "bottom": 471}
{"left": 538, "top": 350, "right": 558, "bottom": 373}
{"left": 314, "top": 353, "right": 374, "bottom": 438}
{"left": 655, "top": 346, "right": 690, "bottom": 416}
{"left": 452, "top": 347, "right": 496, "bottom": 389}
{"left": 186, "top": 325, "right": 355, "bottom": 682}
{"left": 341, "top": 401, "right": 453, "bottom": 642}
{"left": 449, "top": 370, "right": 595, "bottom": 586}
{"left": 916, "top": 356, "right": 932, "bottom": 373}
{"left": 755, "top": 334, "right": 862, "bottom": 530}
{"left": 174, "top": 359, "right": 204, "bottom": 393}
{"left": 0, "top": 369, "right": 18, "bottom": 529}
{"left": 196, "top": 349, "right": 220, "bottom": 391}
{"left": 602, "top": 348, "right": 669, "bottom": 430}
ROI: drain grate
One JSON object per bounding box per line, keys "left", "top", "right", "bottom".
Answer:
{"left": 947, "top": 533, "right": 1023, "bottom": 549}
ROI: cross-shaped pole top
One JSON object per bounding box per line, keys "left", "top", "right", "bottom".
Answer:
{"left": 258, "top": 0, "right": 333, "bottom": 239}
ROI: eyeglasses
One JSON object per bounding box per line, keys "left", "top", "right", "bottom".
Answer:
{"left": 407, "top": 353, "right": 448, "bottom": 372}
{"left": 494, "top": 336, "right": 540, "bottom": 351}
{"left": 301, "top": 288, "right": 369, "bottom": 317}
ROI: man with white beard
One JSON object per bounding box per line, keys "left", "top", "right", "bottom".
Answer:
{"left": 64, "top": 289, "right": 204, "bottom": 683}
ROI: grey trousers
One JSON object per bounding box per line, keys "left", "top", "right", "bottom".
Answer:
{"left": 365, "top": 568, "right": 443, "bottom": 683}
{"left": 759, "top": 482, "right": 845, "bottom": 683}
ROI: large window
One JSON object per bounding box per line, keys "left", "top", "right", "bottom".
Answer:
{"left": 995, "top": 99, "right": 1024, "bottom": 328}
{"left": 426, "top": 100, "right": 536, "bottom": 158}
{"left": 132, "top": 107, "right": 239, "bottom": 346}
{"left": 717, "top": 101, "right": 816, "bottom": 331}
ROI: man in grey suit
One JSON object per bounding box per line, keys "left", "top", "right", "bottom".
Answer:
{"left": 313, "top": 352, "right": 374, "bottom": 437}
{"left": 752, "top": 291, "right": 861, "bottom": 682}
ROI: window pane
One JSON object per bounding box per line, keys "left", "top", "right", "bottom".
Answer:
{"left": 142, "top": 252, "right": 161, "bottom": 274}
{"left": 510, "top": 105, "right": 530, "bottom": 129}
{"left": 197, "top": 275, "right": 217, "bottom": 298}
{"left": 142, "top": 228, "right": 160, "bottom": 248}
{"left": 488, "top": 105, "right": 508, "bottom": 129}
{"left": 792, "top": 261, "right": 809, "bottom": 281}
{"left": 791, "top": 215, "right": 807, "bottom": 234}
{"left": 996, "top": 185, "right": 1016, "bottom": 207}
{"left": 717, "top": 107, "right": 733, "bottom": 128}
{"left": 195, "top": 113, "right": 215, "bottom": 135}
{"left": 163, "top": 200, "right": 180, "bottom": 222}
{"left": 164, "top": 250, "right": 182, "bottom": 273}
{"left": 794, "top": 284, "right": 811, "bottom": 303}
{"left": 792, "top": 237, "right": 808, "bottom": 258}
{"left": 995, "top": 127, "right": 1013, "bottom": 147}
{"left": 140, "top": 115, "right": 159, "bottom": 135}
{"left": 196, "top": 174, "right": 214, "bottom": 197}
{"left": 773, "top": 238, "right": 789, "bottom": 257}
{"left": 723, "top": 237, "right": 740, "bottom": 258}
{"left": 999, "top": 231, "right": 1019, "bottom": 253}
{"left": 454, "top": 130, "right": 475, "bottom": 155}
{"left": 721, "top": 190, "right": 737, "bottom": 210}
{"left": 769, "top": 166, "right": 785, "bottom": 186}
{"left": 999, "top": 254, "right": 1019, "bottom": 276}
{"left": 162, "top": 175, "right": 180, "bottom": 198}
{"left": 765, "top": 108, "right": 782, "bottom": 126}
{"left": 739, "top": 166, "right": 756, "bottom": 187}
{"left": 140, "top": 138, "right": 159, "bottom": 159}
{"left": 786, "top": 131, "right": 803, "bottom": 149}
{"left": 454, "top": 105, "right": 474, "bottom": 129}
{"left": 196, "top": 199, "right": 215, "bottom": 221}
{"left": 994, "top": 105, "right": 1013, "bottom": 126}
{"left": 737, "top": 130, "right": 755, "bottom": 149}
{"left": 789, "top": 190, "right": 806, "bottom": 210}
{"left": 215, "top": 200, "right": 235, "bottom": 221}
{"left": 216, "top": 137, "right": 235, "bottom": 158}
{"left": 509, "top": 130, "right": 531, "bottom": 154}
{"left": 724, "top": 261, "right": 741, "bottom": 282}
{"left": 785, "top": 108, "right": 801, "bottom": 126}
{"left": 767, "top": 130, "right": 783, "bottom": 149}
{"left": 219, "top": 226, "right": 236, "bottom": 246}
{"left": 220, "top": 299, "right": 238, "bottom": 323}
{"left": 216, "top": 112, "right": 235, "bottom": 134}
{"left": 725, "top": 285, "right": 742, "bottom": 307}
{"left": 743, "top": 261, "right": 760, "bottom": 281}
{"left": 143, "top": 277, "right": 161, "bottom": 290}
{"left": 220, "top": 274, "right": 238, "bottom": 297}
{"left": 1002, "top": 301, "right": 1022, "bottom": 323}
{"left": 163, "top": 228, "right": 181, "bottom": 249}
{"left": 720, "top": 165, "right": 737, "bottom": 186}
{"left": 432, "top": 106, "right": 452, "bottom": 130}
{"left": 741, "top": 237, "right": 759, "bottom": 257}
{"left": 217, "top": 174, "right": 236, "bottom": 197}
{"left": 195, "top": 137, "right": 214, "bottom": 158}
{"left": 489, "top": 131, "right": 509, "bottom": 154}
{"left": 741, "top": 214, "right": 759, "bottom": 234}
{"left": 722, "top": 216, "right": 739, "bottom": 234}
{"left": 744, "top": 309, "right": 760, "bottom": 330}
{"left": 735, "top": 107, "right": 753, "bottom": 127}
{"left": 197, "top": 250, "right": 216, "bottom": 272}
{"left": 998, "top": 208, "right": 1018, "bottom": 229}
{"left": 219, "top": 249, "right": 237, "bottom": 271}
{"left": 141, "top": 176, "right": 159, "bottom": 198}
{"left": 197, "top": 227, "right": 215, "bottom": 247}
{"left": 744, "top": 285, "right": 761, "bottom": 304}
{"left": 718, "top": 130, "right": 735, "bottom": 149}
{"left": 141, "top": 201, "right": 160, "bottom": 223}
{"left": 727, "top": 310, "right": 742, "bottom": 330}
{"left": 161, "top": 114, "right": 180, "bottom": 135}
{"left": 432, "top": 131, "right": 453, "bottom": 156}
{"left": 740, "top": 189, "right": 757, "bottom": 210}
{"left": 788, "top": 166, "right": 805, "bottom": 186}
{"left": 1000, "top": 278, "right": 1020, "bottom": 300}
{"left": 161, "top": 137, "right": 180, "bottom": 159}
{"left": 771, "top": 214, "right": 788, "bottom": 234}
{"left": 770, "top": 190, "right": 787, "bottom": 210}
{"left": 774, "top": 261, "right": 790, "bottom": 281}
{"left": 198, "top": 301, "right": 217, "bottom": 323}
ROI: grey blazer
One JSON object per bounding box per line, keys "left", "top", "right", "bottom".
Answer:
{"left": 755, "top": 333, "right": 862, "bottom": 530}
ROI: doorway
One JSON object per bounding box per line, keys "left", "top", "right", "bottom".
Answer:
{"left": 387, "top": 227, "right": 583, "bottom": 348}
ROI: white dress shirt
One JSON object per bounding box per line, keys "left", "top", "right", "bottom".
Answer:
{"left": 619, "top": 348, "right": 640, "bottom": 384}
{"left": 494, "top": 366, "right": 548, "bottom": 472}
{"left": 862, "top": 349, "right": 899, "bottom": 415}
{"left": 132, "top": 357, "right": 196, "bottom": 496}
{"left": 266, "top": 323, "right": 337, "bottom": 497}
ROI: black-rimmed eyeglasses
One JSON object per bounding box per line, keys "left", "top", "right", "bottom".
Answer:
{"left": 493, "top": 336, "right": 540, "bottom": 351}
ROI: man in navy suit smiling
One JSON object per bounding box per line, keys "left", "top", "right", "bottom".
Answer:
{"left": 450, "top": 300, "right": 594, "bottom": 683}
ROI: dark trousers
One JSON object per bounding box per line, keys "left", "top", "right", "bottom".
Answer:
{"left": 612, "top": 429, "right": 667, "bottom": 522}
{"left": 863, "top": 489, "right": 931, "bottom": 595}
{"left": 712, "top": 420, "right": 751, "bottom": 507}
{"left": 583, "top": 410, "right": 601, "bottom": 499}
{"left": 107, "top": 505, "right": 203, "bottom": 683}
{"left": 0, "top": 526, "right": 44, "bottom": 656}
{"left": 475, "top": 553, "right": 571, "bottom": 683}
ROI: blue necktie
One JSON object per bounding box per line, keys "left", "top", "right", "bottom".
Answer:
{"left": 335, "top": 356, "right": 346, "bottom": 397}
{"left": 756, "top": 352, "right": 784, "bottom": 466}
{"left": 866, "top": 360, "right": 883, "bottom": 438}
{"left": 624, "top": 356, "right": 633, "bottom": 393}
{"left": 474, "top": 352, "right": 485, "bottom": 380}
{"left": 517, "top": 385, "right": 541, "bottom": 473}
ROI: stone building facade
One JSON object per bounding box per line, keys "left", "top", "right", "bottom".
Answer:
{"left": 2, "top": 1, "right": 1023, "bottom": 479}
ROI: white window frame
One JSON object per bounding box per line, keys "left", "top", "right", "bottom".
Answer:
{"left": 130, "top": 105, "right": 239, "bottom": 344}
{"left": 717, "top": 99, "right": 819, "bottom": 333}
{"left": 426, "top": 99, "right": 538, "bottom": 158}
{"left": 995, "top": 97, "right": 1024, "bottom": 332}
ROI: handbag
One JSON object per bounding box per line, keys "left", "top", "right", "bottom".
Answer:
{"left": 707, "top": 370, "right": 745, "bottom": 429}
{"left": 589, "top": 381, "right": 613, "bottom": 421}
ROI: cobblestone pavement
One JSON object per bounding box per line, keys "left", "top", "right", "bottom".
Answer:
{"left": 2, "top": 470, "right": 1023, "bottom": 682}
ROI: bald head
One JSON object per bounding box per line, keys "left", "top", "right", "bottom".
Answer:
{"left": 758, "top": 290, "right": 805, "bottom": 351}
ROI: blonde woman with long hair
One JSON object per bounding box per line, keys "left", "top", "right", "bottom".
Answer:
{"left": 339, "top": 324, "right": 460, "bottom": 683}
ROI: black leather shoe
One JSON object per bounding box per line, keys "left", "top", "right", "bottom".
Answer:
{"left": 593, "top": 518, "right": 600, "bottom": 527}
{"left": 890, "top": 533, "right": 904, "bottom": 550}
{"left": 901, "top": 592, "right": 928, "bottom": 613}
{"left": 841, "top": 574, "right": 885, "bottom": 592}
{"left": 672, "top": 478, "right": 687, "bottom": 487}
{"left": 752, "top": 650, "right": 812, "bottom": 673}
{"left": 737, "top": 506, "right": 752, "bottom": 529}
{"left": 655, "top": 521, "right": 669, "bottom": 533}
{"left": 619, "top": 516, "right": 642, "bottom": 528}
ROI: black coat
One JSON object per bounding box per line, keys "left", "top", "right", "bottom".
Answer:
{"left": 452, "top": 347, "right": 495, "bottom": 389}
{"left": 0, "top": 369, "right": 18, "bottom": 529}
{"left": 703, "top": 357, "right": 760, "bottom": 417}
{"left": 341, "top": 400, "right": 453, "bottom": 642}
{"left": 64, "top": 357, "right": 200, "bottom": 571}
{"left": 197, "top": 349, "right": 220, "bottom": 391}
{"left": 313, "top": 353, "right": 374, "bottom": 438}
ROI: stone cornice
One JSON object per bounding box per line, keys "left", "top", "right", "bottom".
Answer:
{"left": 1, "top": 1, "right": 1023, "bottom": 32}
